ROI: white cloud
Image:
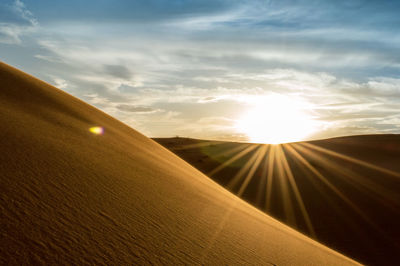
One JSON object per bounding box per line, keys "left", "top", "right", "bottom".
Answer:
{"left": 53, "top": 77, "right": 68, "bottom": 89}
{"left": 3, "top": 1, "right": 398, "bottom": 141}
{"left": 34, "top": 54, "right": 62, "bottom": 63}
{"left": 367, "top": 77, "right": 400, "bottom": 96}
{"left": 116, "top": 104, "right": 160, "bottom": 114}
{"left": 13, "top": 0, "right": 37, "bottom": 26}
{"left": 0, "top": 0, "right": 38, "bottom": 44}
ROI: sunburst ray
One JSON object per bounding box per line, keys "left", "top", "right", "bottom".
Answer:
{"left": 295, "top": 143, "right": 400, "bottom": 210}
{"left": 280, "top": 144, "right": 316, "bottom": 237}
{"left": 288, "top": 144, "right": 383, "bottom": 231}
{"left": 275, "top": 145, "right": 297, "bottom": 226}
{"left": 208, "top": 144, "right": 258, "bottom": 177}
{"left": 255, "top": 145, "right": 271, "bottom": 206}
{"left": 265, "top": 145, "right": 276, "bottom": 212}
{"left": 301, "top": 142, "right": 400, "bottom": 178}
{"left": 237, "top": 145, "right": 268, "bottom": 196}
{"left": 227, "top": 145, "right": 262, "bottom": 191}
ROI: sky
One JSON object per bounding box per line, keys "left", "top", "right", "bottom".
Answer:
{"left": 1, "top": 0, "right": 400, "bottom": 142}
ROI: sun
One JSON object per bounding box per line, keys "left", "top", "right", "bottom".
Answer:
{"left": 235, "top": 94, "right": 317, "bottom": 144}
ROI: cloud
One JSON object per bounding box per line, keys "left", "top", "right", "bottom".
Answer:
{"left": 103, "top": 64, "right": 133, "bottom": 80}
{"left": 20, "top": 0, "right": 238, "bottom": 25}
{"left": 366, "top": 77, "right": 400, "bottom": 96}
{"left": 34, "top": 54, "right": 61, "bottom": 63}
{"left": 13, "top": 0, "right": 37, "bottom": 26}
{"left": 197, "top": 96, "right": 227, "bottom": 103}
{"left": 116, "top": 104, "right": 158, "bottom": 113}
{"left": 197, "top": 116, "right": 235, "bottom": 126}
{"left": 52, "top": 77, "right": 68, "bottom": 89}
{"left": 2, "top": 0, "right": 400, "bottom": 140}
{"left": 30, "top": 28, "right": 400, "bottom": 138}
{"left": 0, "top": 0, "right": 38, "bottom": 44}
{"left": 35, "top": 36, "right": 400, "bottom": 139}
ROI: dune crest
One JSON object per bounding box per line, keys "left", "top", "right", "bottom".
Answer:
{"left": 0, "top": 62, "right": 357, "bottom": 265}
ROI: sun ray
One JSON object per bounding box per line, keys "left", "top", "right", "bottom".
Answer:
{"left": 202, "top": 145, "right": 270, "bottom": 261}
{"left": 201, "top": 146, "right": 267, "bottom": 262}
{"left": 237, "top": 145, "right": 268, "bottom": 196}
{"left": 288, "top": 144, "right": 380, "bottom": 228}
{"left": 208, "top": 144, "right": 258, "bottom": 177}
{"left": 290, "top": 143, "right": 400, "bottom": 246}
{"left": 211, "top": 143, "right": 252, "bottom": 160}
{"left": 226, "top": 145, "right": 263, "bottom": 191}
{"left": 295, "top": 143, "right": 400, "bottom": 210}
{"left": 255, "top": 145, "right": 271, "bottom": 206}
{"left": 280, "top": 144, "right": 316, "bottom": 237}
{"left": 275, "top": 145, "right": 297, "bottom": 226}
{"left": 265, "top": 145, "right": 276, "bottom": 212}
{"left": 301, "top": 142, "right": 400, "bottom": 178}
{"left": 286, "top": 144, "right": 381, "bottom": 244}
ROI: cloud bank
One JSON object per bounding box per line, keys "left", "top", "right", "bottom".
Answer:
{"left": 1, "top": 0, "right": 399, "bottom": 141}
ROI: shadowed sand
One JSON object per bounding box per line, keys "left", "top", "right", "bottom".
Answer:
{"left": 0, "top": 62, "right": 359, "bottom": 264}
{"left": 154, "top": 136, "right": 400, "bottom": 266}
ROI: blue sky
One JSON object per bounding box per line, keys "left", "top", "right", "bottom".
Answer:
{"left": 1, "top": 0, "right": 400, "bottom": 141}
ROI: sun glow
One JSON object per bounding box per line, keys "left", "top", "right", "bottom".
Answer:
{"left": 235, "top": 95, "right": 317, "bottom": 144}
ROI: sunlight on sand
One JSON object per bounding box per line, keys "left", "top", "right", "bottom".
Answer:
{"left": 89, "top": 126, "right": 104, "bottom": 135}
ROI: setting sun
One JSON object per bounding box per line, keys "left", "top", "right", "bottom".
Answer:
{"left": 235, "top": 95, "right": 317, "bottom": 144}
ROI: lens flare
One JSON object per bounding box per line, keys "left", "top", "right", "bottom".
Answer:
{"left": 89, "top": 126, "right": 104, "bottom": 135}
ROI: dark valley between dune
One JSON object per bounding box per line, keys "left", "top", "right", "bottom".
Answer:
{"left": 154, "top": 135, "right": 400, "bottom": 266}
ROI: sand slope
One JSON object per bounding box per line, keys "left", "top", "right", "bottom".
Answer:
{"left": 155, "top": 136, "right": 400, "bottom": 265}
{"left": 0, "top": 62, "right": 358, "bottom": 265}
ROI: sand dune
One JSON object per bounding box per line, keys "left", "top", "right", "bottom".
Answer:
{"left": 154, "top": 136, "right": 400, "bottom": 265}
{"left": 0, "top": 61, "right": 359, "bottom": 264}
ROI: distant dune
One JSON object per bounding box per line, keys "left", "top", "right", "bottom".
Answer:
{"left": 154, "top": 135, "right": 400, "bottom": 265}
{"left": 0, "top": 62, "right": 359, "bottom": 264}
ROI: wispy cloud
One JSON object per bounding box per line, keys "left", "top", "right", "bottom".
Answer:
{"left": 0, "top": 0, "right": 38, "bottom": 44}
{"left": 116, "top": 104, "right": 159, "bottom": 114}
{"left": 1, "top": 0, "right": 400, "bottom": 140}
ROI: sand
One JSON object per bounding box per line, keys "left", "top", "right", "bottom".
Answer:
{"left": 0, "top": 61, "right": 358, "bottom": 265}
{"left": 154, "top": 136, "right": 400, "bottom": 265}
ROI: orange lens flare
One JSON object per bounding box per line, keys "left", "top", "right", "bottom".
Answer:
{"left": 89, "top": 126, "right": 104, "bottom": 135}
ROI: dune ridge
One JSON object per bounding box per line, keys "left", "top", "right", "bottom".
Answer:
{"left": 0, "top": 62, "right": 358, "bottom": 265}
